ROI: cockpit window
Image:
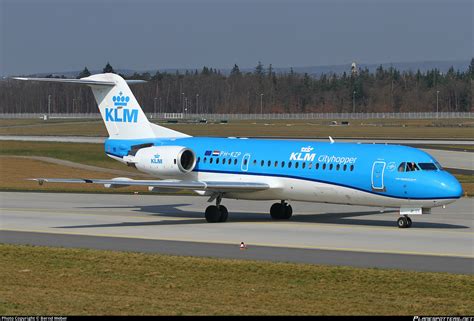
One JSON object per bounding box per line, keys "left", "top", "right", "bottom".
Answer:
{"left": 435, "top": 161, "right": 443, "bottom": 170}
{"left": 398, "top": 162, "right": 406, "bottom": 172}
{"left": 418, "top": 163, "right": 438, "bottom": 171}
{"left": 406, "top": 162, "right": 419, "bottom": 172}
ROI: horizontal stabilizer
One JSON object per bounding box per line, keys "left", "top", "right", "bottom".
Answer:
{"left": 12, "top": 77, "right": 146, "bottom": 86}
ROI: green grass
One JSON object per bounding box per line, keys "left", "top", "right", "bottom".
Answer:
{"left": 0, "top": 244, "right": 472, "bottom": 315}
{"left": 0, "top": 118, "right": 473, "bottom": 139}
{"left": 0, "top": 140, "right": 130, "bottom": 171}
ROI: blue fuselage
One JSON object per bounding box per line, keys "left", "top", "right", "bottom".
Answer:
{"left": 105, "top": 137, "right": 463, "bottom": 205}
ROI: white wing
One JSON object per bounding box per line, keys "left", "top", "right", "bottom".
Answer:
{"left": 30, "top": 178, "right": 269, "bottom": 193}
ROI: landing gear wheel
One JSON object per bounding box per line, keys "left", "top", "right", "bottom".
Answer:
{"left": 283, "top": 204, "right": 293, "bottom": 219}
{"left": 205, "top": 205, "right": 221, "bottom": 223}
{"left": 218, "top": 205, "right": 228, "bottom": 222}
{"left": 397, "top": 216, "right": 408, "bottom": 228}
{"left": 406, "top": 216, "right": 412, "bottom": 228}
{"left": 270, "top": 203, "right": 284, "bottom": 219}
{"left": 270, "top": 202, "right": 293, "bottom": 220}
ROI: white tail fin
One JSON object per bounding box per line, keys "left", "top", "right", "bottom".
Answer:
{"left": 13, "top": 73, "right": 189, "bottom": 140}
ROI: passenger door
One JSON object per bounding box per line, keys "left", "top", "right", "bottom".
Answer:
{"left": 241, "top": 153, "right": 251, "bottom": 172}
{"left": 371, "top": 161, "right": 386, "bottom": 191}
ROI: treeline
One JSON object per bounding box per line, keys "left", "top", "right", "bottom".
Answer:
{"left": 1, "top": 60, "right": 472, "bottom": 114}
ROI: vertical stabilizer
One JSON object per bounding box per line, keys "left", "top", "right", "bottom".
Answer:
{"left": 13, "top": 73, "right": 190, "bottom": 140}
{"left": 84, "top": 73, "right": 156, "bottom": 139}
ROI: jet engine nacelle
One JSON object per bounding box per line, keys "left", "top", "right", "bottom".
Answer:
{"left": 134, "top": 146, "right": 196, "bottom": 177}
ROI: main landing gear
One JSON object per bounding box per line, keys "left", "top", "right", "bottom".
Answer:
{"left": 270, "top": 201, "right": 293, "bottom": 220}
{"left": 397, "top": 215, "right": 412, "bottom": 228}
{"left": 204, "top": 196, "right": 293, "bottom": 223}
{"left": 205, "top": 194, "right": 228, "bottom": 223}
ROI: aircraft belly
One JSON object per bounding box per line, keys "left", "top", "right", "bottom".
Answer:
{"left": 194, "top": 172, "right": 452, "bottom": 208}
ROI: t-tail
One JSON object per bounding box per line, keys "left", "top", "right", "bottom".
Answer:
{"left": 13, "top": 73, "right": 189, "bottom": 140}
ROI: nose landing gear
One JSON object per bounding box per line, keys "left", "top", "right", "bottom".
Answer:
{"left": 397, "top": 215, "right": 412, "bottom": 228}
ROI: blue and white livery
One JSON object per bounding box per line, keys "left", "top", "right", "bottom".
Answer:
{"left": 15, "top": 73, "right": 463, "bottom": 228}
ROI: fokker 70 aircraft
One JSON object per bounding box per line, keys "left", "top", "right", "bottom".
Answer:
{"left": 15, "top": 73, "right": 463, "bottom": 228}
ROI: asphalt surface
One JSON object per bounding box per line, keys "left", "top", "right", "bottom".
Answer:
{"left": 1, "top": 192, "right": 473, "bottom": 274}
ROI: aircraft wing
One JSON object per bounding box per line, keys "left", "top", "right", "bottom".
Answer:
{"left": 30, "top": 178, "right": 269, "bottom": 193}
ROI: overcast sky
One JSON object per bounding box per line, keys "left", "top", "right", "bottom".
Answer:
{"left": 0, "top": 0, "right": 472, "bottom": 76}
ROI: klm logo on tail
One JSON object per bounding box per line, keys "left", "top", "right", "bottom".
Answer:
{"left": 105, "top": 92, "right": 138, "bottom": 123}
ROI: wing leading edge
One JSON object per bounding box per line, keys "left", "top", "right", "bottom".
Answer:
{"left": 29, "top": 178, "right": 269, "bottom": 193}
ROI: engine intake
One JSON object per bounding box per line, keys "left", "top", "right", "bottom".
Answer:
{"left": 134, "top": 146, "right": 196, "bottom": 177}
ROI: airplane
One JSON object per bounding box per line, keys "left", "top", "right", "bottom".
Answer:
{"left": 14, "top": 73, "right": 463, "bottom": 228}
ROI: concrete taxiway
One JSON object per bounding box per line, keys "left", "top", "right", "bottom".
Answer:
{"left": 1, "top": 192, "right": 473, "bottom": 274}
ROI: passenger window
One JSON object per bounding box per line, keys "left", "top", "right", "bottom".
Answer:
{"left": 308, "top": 162, "right": 312, "bottom": 169}
{"left": 295, "top": 162, "right": 299, "bottom": 169}
{"left": 343, "top": 164, "right": 347, "bottom": 171}
{"left": 288, "top": 162, "right": 292, "bottom": 168}
{"left": 315, "top": 163, "right": 319, "bottom": 170}
{"left": 253, "top": 160, "right": 257, "bottom": 165}
{"left": 398, "top": 162, "right": 406, "bottom": 172}
{"left": 216, "top": 158, "right": 220, "bottom": 164}
{"left": 197, "top": 157, "right": 201, "bottom": 163}
{"left": 336, "top": 164, "right": 340, "bottom": 171}
{"left": 302, "top": 162, "right": 306, "bottom": 169}
{"left": 322, "top": 164, "right": 326, "bottom": 170}
{"left": 329, "top": 164, "right": 333, "bottom": 170}
{"left": 274, "top": 161, "right": 278, "bottom": 167}
{"left": 244, "top": 159, "right": 248, "bottom": 166}
{"left": 266, "top": 160, "right": 270, "bottom": 167}
{"left": 281, "top": 161, "right": 285, "bottom": 167}
{"left": 210, "top": 158, "right": 213, "bottom": 164}
{"left": 350, "top": 165, "right": 354, "bottom": 171}
{"left": 234, "top": 159, "right": 237, "bottom": 165}
{"left": 204, "top": 157, "right": 207, "bottom": 163}
{"left": 261, "top": 160, "right": 264, "bottom": 166}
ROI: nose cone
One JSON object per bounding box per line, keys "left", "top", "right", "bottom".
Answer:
{"left": 440, "top": 173, "right": 463, "bottom": 199}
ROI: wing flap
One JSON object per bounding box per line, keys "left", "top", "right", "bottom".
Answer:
{"left": 29, "top": 178, "right": 269, "bottom": 192}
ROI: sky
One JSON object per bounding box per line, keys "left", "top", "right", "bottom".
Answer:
{"left": 0, "top": 0, "right": 472, "bottom": 76}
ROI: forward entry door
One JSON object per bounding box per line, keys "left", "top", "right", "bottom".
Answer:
{"left": 371, "top": 161, "right": 386, "bottom": 191}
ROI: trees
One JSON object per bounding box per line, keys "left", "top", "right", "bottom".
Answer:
{"left": 102, "top": 62, "right": 115, "bottom": 74}
{"left": 77, "top": 67, "right": 91, "bottom": 79}
{"left": 1, "top": 61, "right": 472, "bottom": 113}
{"left": 230, "top": 64, "right": 241, "bottom": 77}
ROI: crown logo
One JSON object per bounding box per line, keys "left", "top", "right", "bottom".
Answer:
{"left": 112, "top": 91, "right": 130, "bottom": 107}
{"left": 301, "top": 146, "right": 314, "bottom": 153}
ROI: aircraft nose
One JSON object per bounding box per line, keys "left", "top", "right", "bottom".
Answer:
{"left": 441, "top": 173, "right": 463, "bottom": 198}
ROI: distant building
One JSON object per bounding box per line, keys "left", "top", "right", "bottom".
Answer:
{"left": 351, "top": 61, "right": 358, "bottom": 75}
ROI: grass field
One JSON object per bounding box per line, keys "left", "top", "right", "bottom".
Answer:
{"left": 0, "top": 140, "right": 133, "bottom": 171}
{"left": 0, "top": 244, "right": 472, "bottom": 315}
{"left": 1, "top": 118, "right": 473, "bottom": 139}
{"left": 0, "top": 157, "right": 146, "bottom": 193}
